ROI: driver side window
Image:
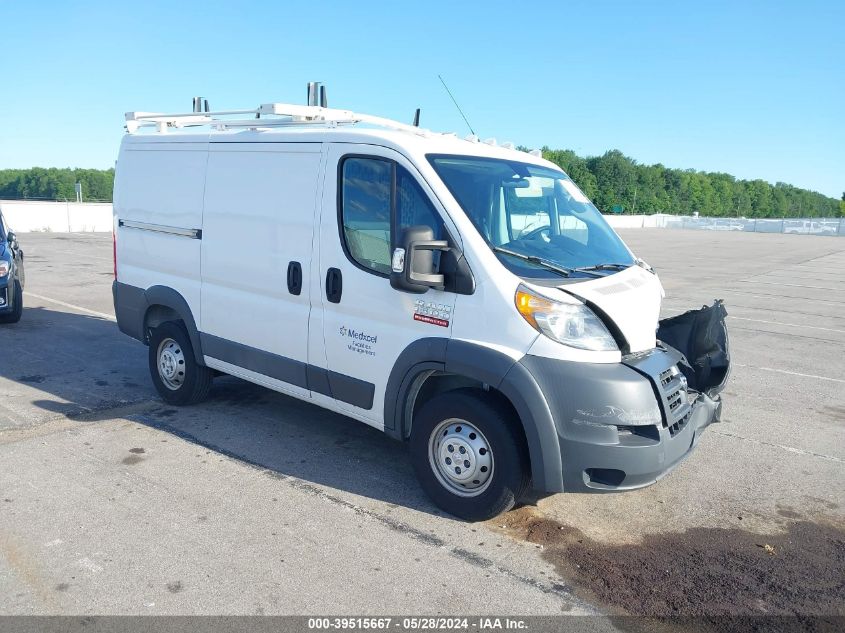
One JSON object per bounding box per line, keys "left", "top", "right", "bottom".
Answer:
{"left": 339, "top": 157, "right": 445, "bottom": 277}
{"left": 340, "top": 157, "right": 392, "bottom": 275}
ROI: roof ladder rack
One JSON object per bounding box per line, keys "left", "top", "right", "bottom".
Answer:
{"left": 123, "top": 83, "right": 538, "bottom": 157}
{"left": 124, "top": 103, "right": 430, "bottom": 136}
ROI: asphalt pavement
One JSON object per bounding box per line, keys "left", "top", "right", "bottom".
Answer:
{"left": 0, "top": 230, "right": 842, "bottom": 620}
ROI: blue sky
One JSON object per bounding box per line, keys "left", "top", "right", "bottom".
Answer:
{"left": 1, "top": 0, "right": 842, "bottom": 198}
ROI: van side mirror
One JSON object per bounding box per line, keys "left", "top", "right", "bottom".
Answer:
{"left": 390, "top": 226, "right": 448, "bottom": 294}
{"left": 6, "top": 231, "right": 16, "bottom": 247}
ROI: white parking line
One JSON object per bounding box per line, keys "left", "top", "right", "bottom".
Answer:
{"left": 664, "top": 303, "right": 845, "bottom": 333}
{"left": 23, "top": 291, "right": 115, "bottom": 321}
{"left": 734, "top": 363, "right": 845, "bottom": 384}
{"left": 739, "top": 279, "right": 844, "bottom": 292}
{"left": 727, "top": 316, "right": 845, "bottom": 334}
{"left": 711, "top": 430, "right": 844, "bottom": 463}
{"left": 33, "top": 247, "right": 112, "bottom": 263}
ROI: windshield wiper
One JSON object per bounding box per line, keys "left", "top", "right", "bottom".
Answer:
{"left": 572, "top": 263, "right": 633, "bottom": 274}
{"left": 491, "top": 246, "right": 575, "bottom": 278}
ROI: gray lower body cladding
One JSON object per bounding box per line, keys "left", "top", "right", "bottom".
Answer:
{"left": 520, "top": 348, "right": 721, "bottom": 493}
{"left": 113, "top": 280, "right": 375, "bottom": 410}
{"left": 113, "top": 280, "right": 147, "bottom": 342}
{"left": 113, "top": 281, "right": 205, "bottom": 364}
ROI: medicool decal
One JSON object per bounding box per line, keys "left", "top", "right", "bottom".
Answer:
{"left": 413, "top": 300, "right": 451, "bottom": 327}
{"left": 339, "top": 326, "right": 377, "bottom": 357}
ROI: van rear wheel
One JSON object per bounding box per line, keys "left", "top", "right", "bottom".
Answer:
{"left": 148, "top": 321, "right": 212, "bottom": 405}
{"left": 410, "top": 388, "right": 530, "bottom": 522}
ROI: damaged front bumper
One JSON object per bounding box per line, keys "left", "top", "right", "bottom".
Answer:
{"left": 520, "top": 301, "right": 730, "bottom": 493}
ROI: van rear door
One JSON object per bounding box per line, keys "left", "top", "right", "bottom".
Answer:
{"left": 200, "top": 142, "right": 322, "bottom": 397}
{"left": 310, "top": 144, "right": 457, "bottom": 429}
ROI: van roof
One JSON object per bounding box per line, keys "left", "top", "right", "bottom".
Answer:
{"left": 122, "top": 103, "right": 558, "bottom": 169}
{"left": 126, "top": 126, "right": 555, "bottom": 165}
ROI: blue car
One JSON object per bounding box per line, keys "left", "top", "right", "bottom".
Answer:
{"left": 0, "top": 211, "right": 25, "bottom": 323}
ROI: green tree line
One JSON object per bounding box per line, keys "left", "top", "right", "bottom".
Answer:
{"left": 542, "top": 149, "right": 841, "bottom": 218}
{"left": 0, "top": 155, "right": 840, "bottom": 217}
{"left": 0, "top": 167, "right": 114, "bottom": 202}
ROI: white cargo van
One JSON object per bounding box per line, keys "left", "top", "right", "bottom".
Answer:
{"left": 113, "top": 87, "right": 730, "bottom": 520}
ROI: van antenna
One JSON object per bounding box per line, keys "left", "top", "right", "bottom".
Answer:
{"left": 438, "top": 74, "right": 475, "bottom": 136}
{"left": 412, "top": 108, "right": 420, "bottom": 127}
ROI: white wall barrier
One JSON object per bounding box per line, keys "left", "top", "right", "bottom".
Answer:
{"left": 0, "top": 200, "right": 113, "bottom": 233}
{"left": 602, "top": 214, "right": 665, "bottom": 228}
{"left": 605, "top": 214, "right": 843, "bottom": 235}
{"left": 648, "top": 214, "right": 844, "bottom": 236}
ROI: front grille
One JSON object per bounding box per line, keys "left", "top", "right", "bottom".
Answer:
{"left": 657, "top": 366, "right": 691, "bottom": 433}
{"left": 667, "top": 387, "right": 684, "bottom": 413}
{"left": 667, "top": 410, "right": 692, "bottom": 436}
{"left": 622, "top": 350, "right": 695, "bottom": 439}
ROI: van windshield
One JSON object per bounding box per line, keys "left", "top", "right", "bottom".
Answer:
{"left": 428, "top": 155, "right": 635, "bottom": 279}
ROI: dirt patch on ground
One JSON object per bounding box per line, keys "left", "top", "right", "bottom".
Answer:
{"left": 493, "top": 506, "right": 845, "bottom": 625}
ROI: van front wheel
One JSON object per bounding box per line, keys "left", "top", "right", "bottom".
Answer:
{"left": 410, "top": 389, "right": 530, "bottom": 521}
{"left": 148, "top": 321, "right": 212, "bottom": 405}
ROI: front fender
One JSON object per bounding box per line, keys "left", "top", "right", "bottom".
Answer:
{"left": 384, "top": 338, "right": 564, "bottom": 492}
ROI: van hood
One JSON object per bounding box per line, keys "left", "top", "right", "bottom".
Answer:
{"left": 559, "top": 265, "right": 663, "bottom": 354}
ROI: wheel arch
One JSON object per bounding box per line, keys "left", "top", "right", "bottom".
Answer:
{"left": 142, "top": 286, "right": 204, "bottom": 364}
{"left": 384, "top": 338, "right": 564, "bottom": 492}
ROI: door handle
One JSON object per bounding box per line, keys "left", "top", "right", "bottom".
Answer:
{"left": 325, "top": 267, "right": 342, "bottom": 303}
{"left": 287, "top": 261, "right": 302, "bottom": 295}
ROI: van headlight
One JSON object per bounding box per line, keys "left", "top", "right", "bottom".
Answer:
{"left": 0, "top": 260, "right": 10, "bottom": 278}
{"left": 515, "top": 284, "right": 618, "bottom": 351}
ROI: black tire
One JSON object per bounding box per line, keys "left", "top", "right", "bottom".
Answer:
{"left": 410, "top": 388, "right": 531, "bottom": 522}
{"left": 0, "top": 280, "right": 23, "bottom": 324}
{"left": 148, "top": 321, "right": 213, "bottom": 405}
